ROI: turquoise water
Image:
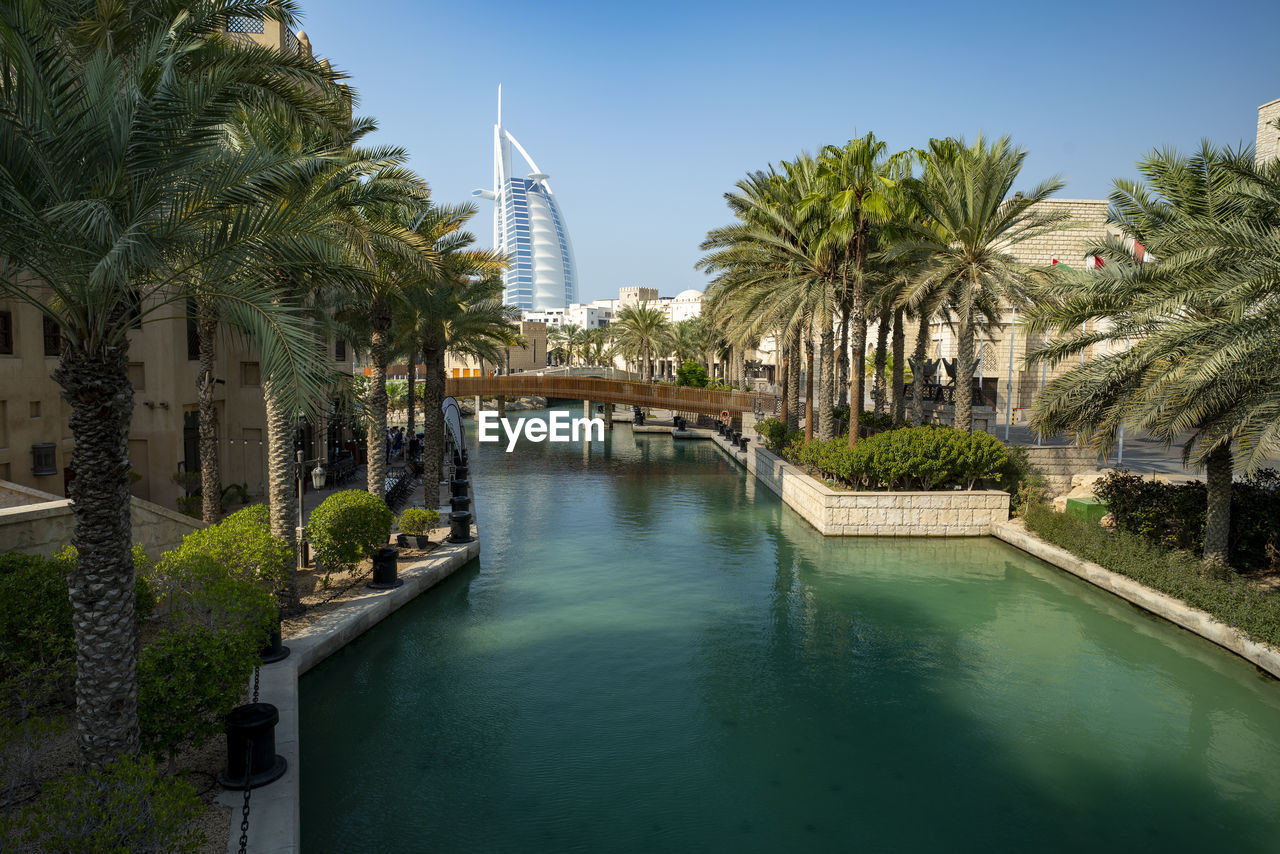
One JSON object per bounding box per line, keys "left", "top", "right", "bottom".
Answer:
{"left": 301, "top": 406, "right": 1280, "bottom": 852}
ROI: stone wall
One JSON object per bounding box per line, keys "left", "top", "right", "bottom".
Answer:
{"left": 713, "top": 435, "right": 1009, "bottom": 536}
{"left": 1021, "top": 445, "right": 1103, "bottom": 497}
{"left": 1258, "top": 97, "right": 1280, "bottom": 166}
{"left": 0, "top": 485, "right": 203, "bottom": 558}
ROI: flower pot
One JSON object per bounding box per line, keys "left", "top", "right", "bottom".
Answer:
{"left": 396, "top": 533, "right": 431, "bottom": 550}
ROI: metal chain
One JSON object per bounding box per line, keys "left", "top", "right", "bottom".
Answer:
{"left": 237, "top": 735, "right": 253, "bottom": 854}
{"left": 237, "top": 665, "right": 262, "bottom": 854}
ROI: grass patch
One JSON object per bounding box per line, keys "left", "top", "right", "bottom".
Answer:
{"left": 1024, "top": 502, "right": 1280, "bottom": 648}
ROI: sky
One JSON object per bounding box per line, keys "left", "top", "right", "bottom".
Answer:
{"left": 292, "top": 0, "right": 1280, "bottom": 304}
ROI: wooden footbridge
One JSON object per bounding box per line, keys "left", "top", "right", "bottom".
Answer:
{"left": 444, "top": 374, "right": 777, "bottom": 417}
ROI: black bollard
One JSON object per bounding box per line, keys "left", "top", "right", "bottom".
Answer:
{"left": 450, "top": 494, "right": 470, "bottom": 513}
{"left": 447, "top": 510, "right": 475, "bottom": 544}
{"left": 739, "top": 436, "right": 750, "bottom": 452}
{"left": 257, "top": 609, "right": 290, "bottom": 664}
{"left": 450, "top": 478, "right": 470, "bottom": 499}
{"left": 368, "top": 546, "right": 403, "bottom": 590}
{"left": 454, "top": 463, "right": 470, "bottom": 482}
{"left": 732, "top": 431, "right": 741, "bottom": 446}
{"left": 218, "top": 703, "right": 287, "bottom": 790}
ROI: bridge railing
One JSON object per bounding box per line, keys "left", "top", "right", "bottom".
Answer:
{"left": 445, "top": 375, "right": 777, "bottom": 417}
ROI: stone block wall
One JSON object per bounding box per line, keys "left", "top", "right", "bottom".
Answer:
{"left": 1021, "top": 445, "right": 1103, "bottom": 497}
{"left": 717, "top": 437, "right": 1010, "bottom": 536}
{"left": 0, "top": 485, "right": 203, "bottom": 558}
{"left": 1258, "top": 97, "right": 1280, "bottom": 166}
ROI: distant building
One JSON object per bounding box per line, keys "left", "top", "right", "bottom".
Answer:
{"left": 473, "top": 87, "right": 578, "bottom": 312}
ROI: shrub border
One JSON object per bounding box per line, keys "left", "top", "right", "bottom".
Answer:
{"left": 991, "top": 518, "right": 1280, "bottom": 679}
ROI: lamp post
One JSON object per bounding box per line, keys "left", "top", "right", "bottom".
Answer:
{"left": 296, "top": 450, "right": 306, "bottom": 570}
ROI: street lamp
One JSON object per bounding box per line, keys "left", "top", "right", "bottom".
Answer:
{"left": 296, "top": 450, "right": 307, "bottom": 570}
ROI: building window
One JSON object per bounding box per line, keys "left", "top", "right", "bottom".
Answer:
{"left": 0, "top": 310, "right": 11, "bottom": 355}
{"left": 43, "top": 316, "right": 60, "bottom": 356}
{"left": 127, "top": 362, "right": 145, "bottom": 390}
{"left": 335, "top": 338, "right": 346, "bottom": 361}
{"left": 241, "top": 361, "right": 261, "bottom": 387}
{"left": 225, "top": 16, "right": 264, "bottom": 33}
{"left": 31, "top": 443, "right": 56, "bottom": 476}
{"left": 29, "top": 400, "right": 40, "bottom": 419}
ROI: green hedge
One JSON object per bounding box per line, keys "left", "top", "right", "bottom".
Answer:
{"left": 164, "top": 504, "right": 291, "bottom": 596}
{"left": 308, "top": 489, "right": 393, "bottom": 574}
{"left": 1025, "top": 502, "right": 1280, "bottom": 647}
{"left": 781, "top": 425, "right": 1009, "bottom": 491}
{"left": 1094, "top": 469, "right": 1280, "bottom": 572}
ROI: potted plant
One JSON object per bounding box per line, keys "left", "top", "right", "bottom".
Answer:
{"left": 396, "top": 507, "right": 440, "bottom": 550}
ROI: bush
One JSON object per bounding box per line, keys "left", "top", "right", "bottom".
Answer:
{"left": 1, "top": 547, "right": 154, "bottom": 710}
{"left": 398, "top": 507, "right": 440, "bottom": 537}
{"left": 308, "top": 489, "right": 393, "bottom": 574}
{"left": 1024, "top": 502, "right": 1280, "bottom": 647}
{"left": 138, "top": 626, "right": 258, "bottom": 762}
{"left": 0, "top": 554, "right": 74, "bottom": 710}
{"left": 0, "top": 754, "right": 202, "bottom": 853}
{"left": 754, "top": 418, "right": 802, "bottom": 452}
{"left": 1094, "top": 469, "right": 1280, "bottom": 572}
{"left": 166, "top": 504, "right": 291, "bottom": 596}
{"left": 782, "top": 425, "right": 1009, "bottom": 491}
{"left": 147, "top": 551, "right": 274, "bottom": 642}
{"left": 675, "top": 360, "right": 708, "bottom": 387}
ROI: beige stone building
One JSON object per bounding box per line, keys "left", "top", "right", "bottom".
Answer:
{"left": 1257, "top": 96, "right": 1280, "bottom": 165}
{"left": 0, "top": 17, "right": 346, "bottom": 515}
{"left": 444, "top": 321, "right": 550, "bottom": 376}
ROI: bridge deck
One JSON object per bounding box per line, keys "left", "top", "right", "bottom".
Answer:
{"left": 445, "top": 375, "right": 775, "bottom": 417}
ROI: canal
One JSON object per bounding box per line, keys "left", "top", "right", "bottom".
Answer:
{"left": 301, "top": 406, "right": 1280, "bottom": 852}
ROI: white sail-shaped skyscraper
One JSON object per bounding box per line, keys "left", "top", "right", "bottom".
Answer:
{"left": 473, "top": 87, "right": 578, "bottom": 311}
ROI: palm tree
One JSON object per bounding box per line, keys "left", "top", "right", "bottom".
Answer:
{"left": 0, "top": 0, "right": 348, "bottom": 767}
{"left": 897, "top": 135, "right": 1069, "bottom": 433}
{"left": 1025, "top": 143, "right": 1277, "bottom": 566}
{"left": 406, "top": 203, "right": 511, "bottom": 496}
{"left": 612, "top": 301, "right": 674, "bottom": 383}
{"left": 548, "top": 323, "right": 582, "bottom": 366}
{"left": 815, "top": 134, "right": 898, "bottom": 444}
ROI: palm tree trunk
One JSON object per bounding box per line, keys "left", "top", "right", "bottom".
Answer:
{"left": 421, "top": 330, "right": 446, "bottom": 502}
{"left": 734, "top": 347, "right": 746, "bottom": 390}
{"left": 405, "top": 351, "right": 417, "bottom": 456}
{"left": 263, "top": 378, "right": 299, "bottom": 609}
{"left": 910, "top": 313, "right": 929, "bottom": 426}
{"left": 818, "top": 313, "right": 835, "bottom": 440}
{"left": 196, "top": 304, "right": 222, "bottom": 524}
{"left": 786, "top": 335, "right": 801, "bottom": 432}
{"left": 873, "top": 307, "right": 891, "bottom": 416}
{"left": 954, "top": 316, "right": 975, "bottom": 432}
{"left": 891, "top": 307, "right": 906, "bottom": 424}
{"left": 54, "top": 346, "right": 139, "bottom": 768}
{"left": 837, "top": 310, "right": 849, "bottom": 410}
{"left": 847, "top": 297, "right": 867, "bottom": 446}
{"left": 804, "top": 335, "right": 814, "bottom": 442}
{"left": 1204, "top": 443, "right": 1233, "bottom": 568}
{"left": 366, "top": 302, "right": 390, "bottom": 498}
{"left": 779, "top": 341, "right": 789, "bottom": 428}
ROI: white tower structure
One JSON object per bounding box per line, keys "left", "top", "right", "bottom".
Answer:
{"left": 473, "top": 86, "right": 578, "bottom": 311}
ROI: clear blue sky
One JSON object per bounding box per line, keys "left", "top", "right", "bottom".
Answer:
{"left": 293, "top": 0, "right": 1280, "bottom": 303}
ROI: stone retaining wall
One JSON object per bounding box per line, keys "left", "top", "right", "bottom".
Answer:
{"left": 1021, "top": 445, "right": 1103, "bottom": 497}
{"left": 712, "top": 435, "right": 1009, "bottom": 536}
{"left": 0, "top": 486, "right": 203, "bottom": 558}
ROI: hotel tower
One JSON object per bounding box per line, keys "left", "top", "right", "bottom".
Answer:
{"left": 473, "top": 87, "right": 578, "bottom": 311}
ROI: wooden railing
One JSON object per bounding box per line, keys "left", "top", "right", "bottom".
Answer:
{"left": 445, "top": 375, "right": 777, "bottom": 417}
